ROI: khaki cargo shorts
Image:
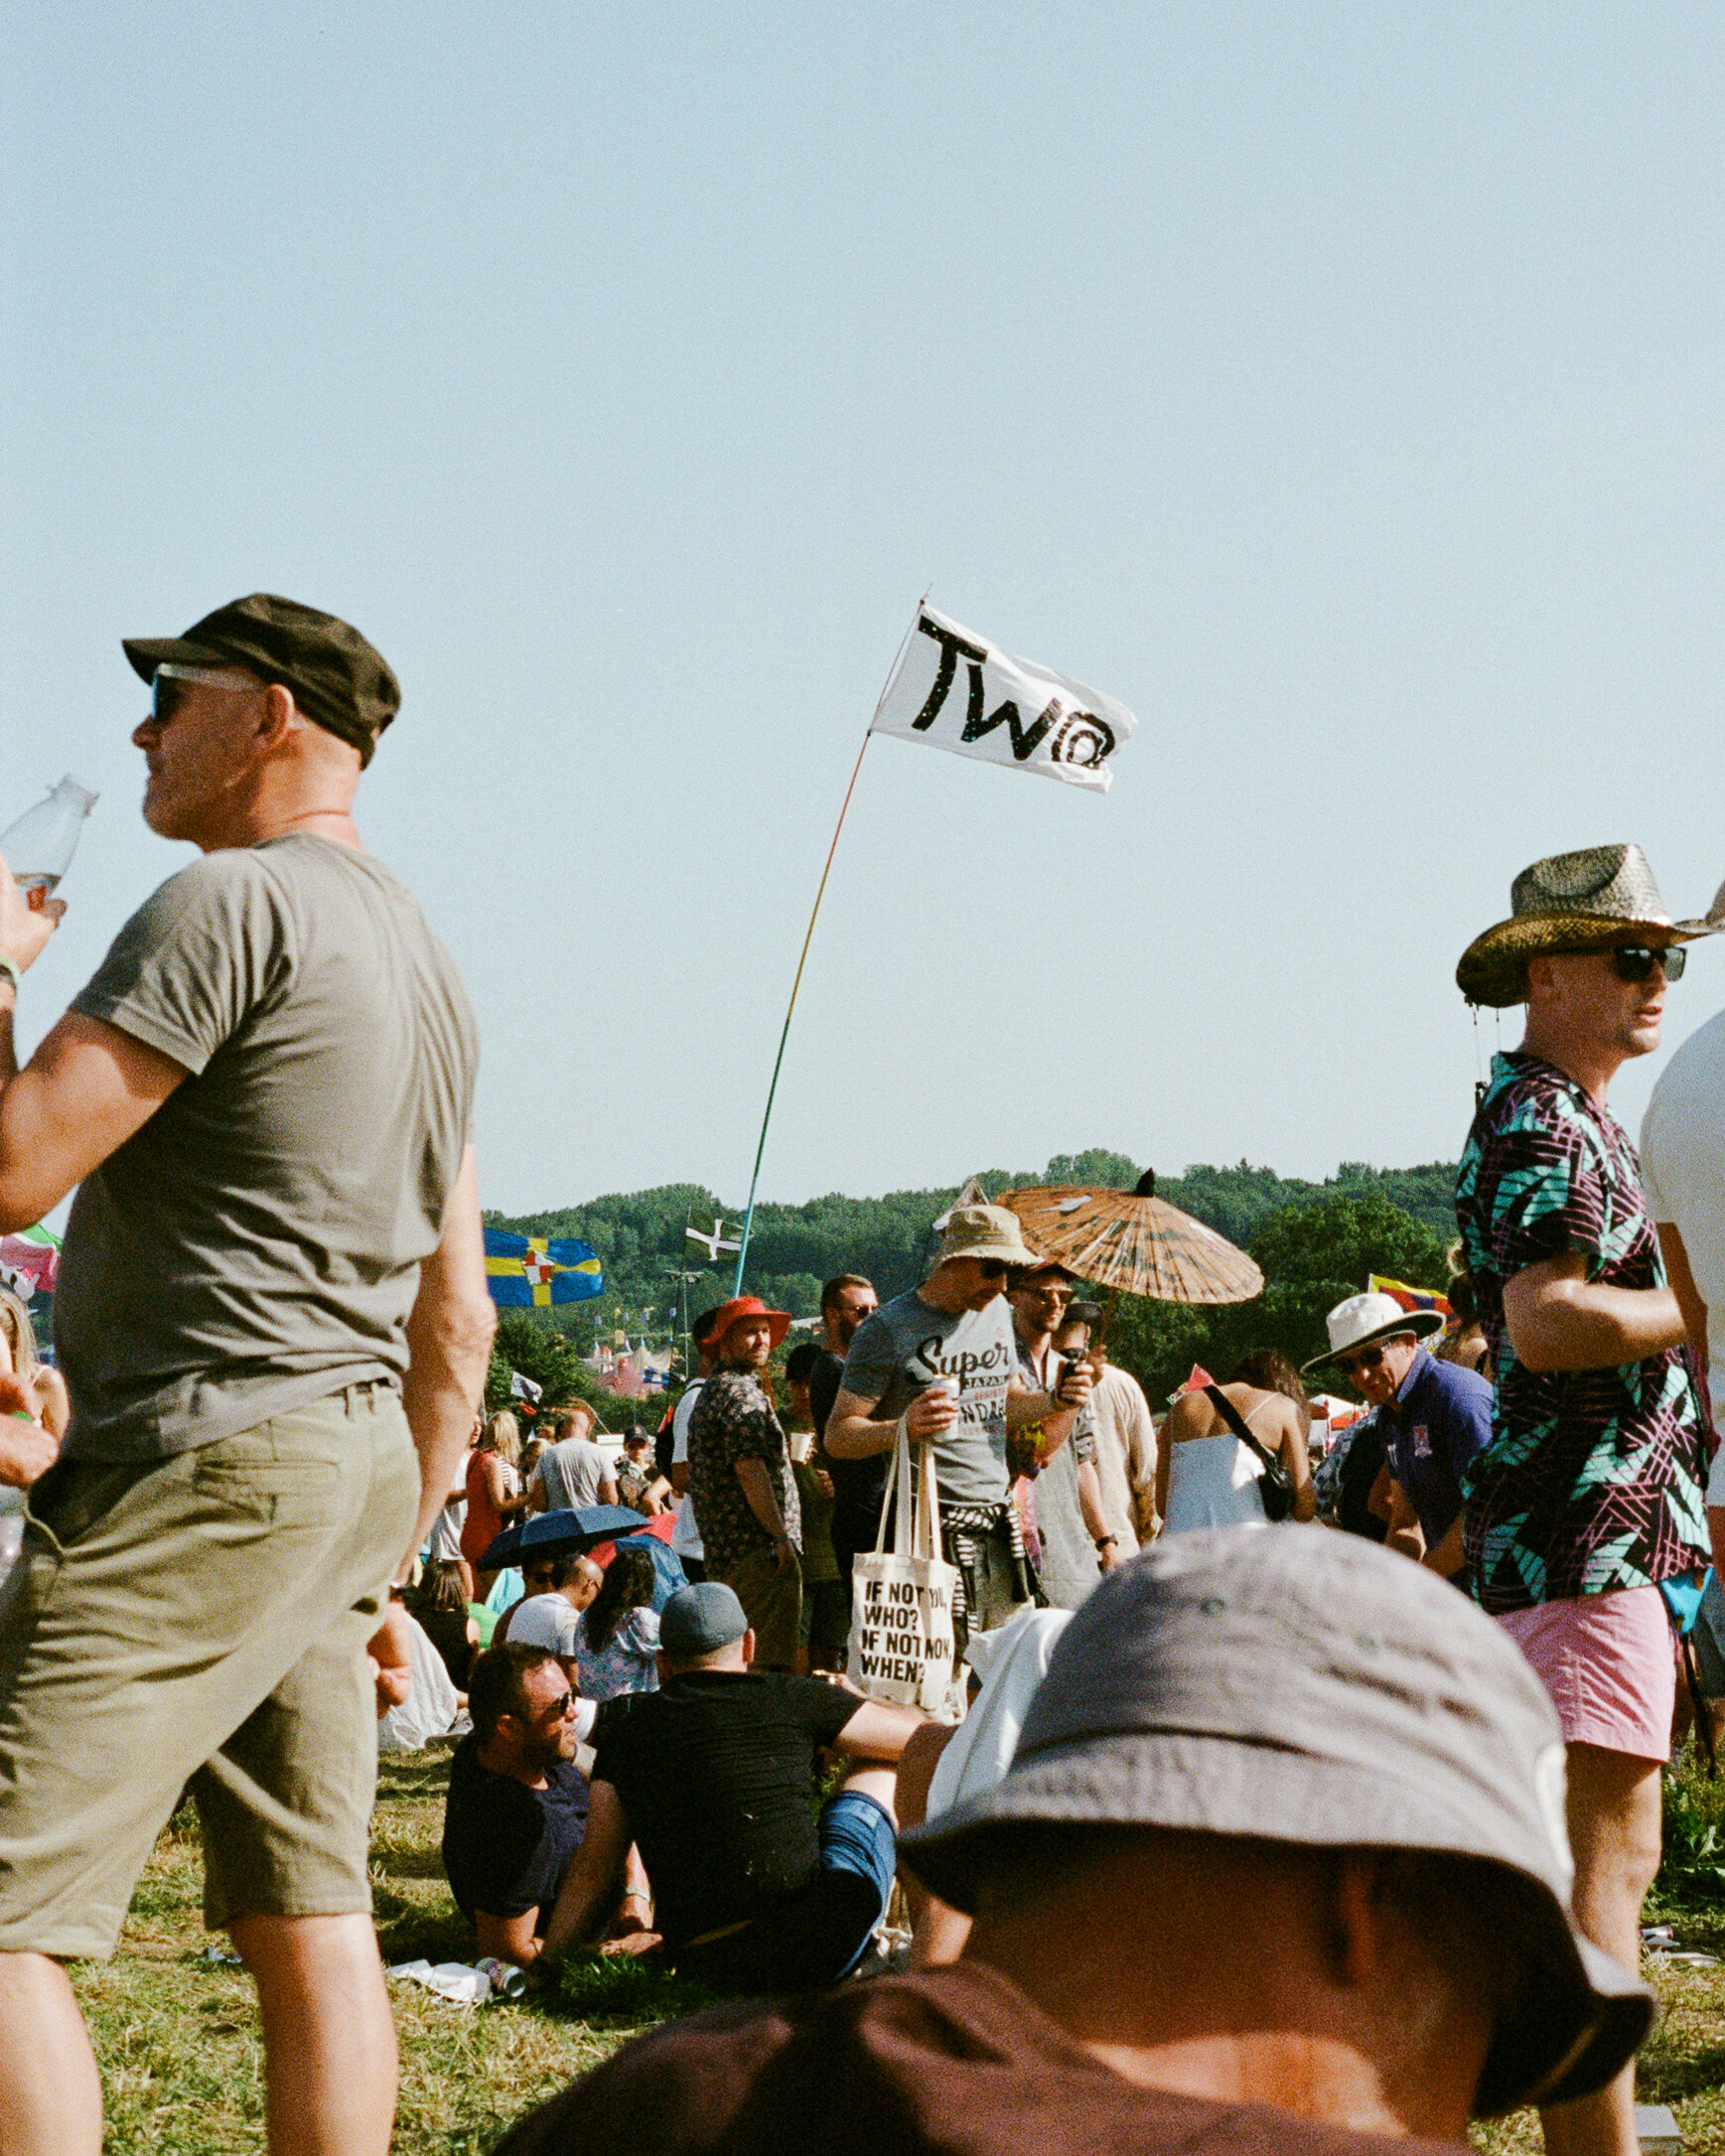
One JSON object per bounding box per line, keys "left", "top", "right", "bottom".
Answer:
{"left": 0, "top": 1384, "right": 419, "bottom": 1959}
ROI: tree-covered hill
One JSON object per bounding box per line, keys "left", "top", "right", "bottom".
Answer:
{"left": 486, "top": 1149, "right": 1464, "bottom": 1403}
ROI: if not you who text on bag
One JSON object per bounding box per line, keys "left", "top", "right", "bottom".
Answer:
{"left": 839, "top": 1207, "right": 1100, "bottom": 1718}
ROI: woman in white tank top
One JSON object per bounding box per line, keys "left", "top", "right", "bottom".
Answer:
{"left": 1156, "top": 1354, "right": 1317, "bottom": 1534}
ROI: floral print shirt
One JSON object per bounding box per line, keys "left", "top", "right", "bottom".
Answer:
{"left": 1455, "top": 1051, "right": 1709, "bottom": 1613}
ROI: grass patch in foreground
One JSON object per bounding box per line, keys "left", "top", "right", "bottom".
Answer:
{"left": 73, "top": 1751, "right": 700, "bottom": 2155}
{"left": 67, "top": 1738, "right": 1725, "bottom": 2151}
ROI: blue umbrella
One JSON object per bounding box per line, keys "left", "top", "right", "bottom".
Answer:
{"left": 477, "top": 1504, "right": 647, "bottom": 1573}
{"left": 609, "top": 1529, "right": 689, "bottom": 1612}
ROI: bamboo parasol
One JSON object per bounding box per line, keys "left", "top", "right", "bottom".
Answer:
{"left": 997, "top": 1172, "right": 1263, "bottom": 1333}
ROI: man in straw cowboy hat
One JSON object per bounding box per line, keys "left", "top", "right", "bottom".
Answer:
{"left": 492, "top": 1530, "right": 1653, "bottom": 2156}
{"left": 1455, "top": 842, "right": 1714, "bottom": 2156}
{"left": 826, "top": 1205, "right": 1093, "bottom": 1656}
{"left": 1304, "top": 1290, "right": 1491, "bottom": 1578}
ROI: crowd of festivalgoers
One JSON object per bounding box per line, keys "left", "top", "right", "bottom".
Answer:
{"left": 0, "top": 589, "right": 1717, "bottom": 2156}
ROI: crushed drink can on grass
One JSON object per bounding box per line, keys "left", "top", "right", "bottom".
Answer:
{"left": 384, "top": 1956, "right": 525, "bottom": 2004}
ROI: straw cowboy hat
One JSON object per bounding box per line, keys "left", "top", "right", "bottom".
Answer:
{"left": 1456, "top": 843, "right": 1714, "bottom": 1009}
{"left": 1302, "top": 1291, "right": 1444, "bottom": 1375}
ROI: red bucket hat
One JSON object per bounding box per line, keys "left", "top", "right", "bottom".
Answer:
{"left": 705, "top": 1296, "right": 792, "bottom": 1353}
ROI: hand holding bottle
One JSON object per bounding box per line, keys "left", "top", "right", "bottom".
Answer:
{"left": 0, "top": 848, "right": 64, "bottom": 981}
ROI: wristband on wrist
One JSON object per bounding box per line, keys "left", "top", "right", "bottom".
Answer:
{"left": 1093, "top": 1534, "right": 1118, "bottom": 1551}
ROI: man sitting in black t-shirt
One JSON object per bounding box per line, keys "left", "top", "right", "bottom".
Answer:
{"left": 441, "top": 1645, "right": 600, "bottom": 1966}
{"left": 542, "top": 1581, "right": 924, "bottom": 1993}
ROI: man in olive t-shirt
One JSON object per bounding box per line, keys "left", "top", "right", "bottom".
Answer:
{"left": 0, "top": 594, "right": 497, "bottom": 2156}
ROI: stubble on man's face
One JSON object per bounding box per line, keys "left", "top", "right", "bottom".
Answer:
{"left": 831, "top": 1287, "right": 878, "bottom": 1349}
{"left": 518, "top": 1665, "right": 579, "bottom": 1772}
{"left": 132, "top": 676, "right": 263, "bottom": 844}
{"left": 1537, "top": 949, "right": 1668, "bottom": 1062}
{"left": 723, "top": 1319, "right": 775, "bottom": 1368}
{"left": 1009, "top": 1274, "right": 1072, "bottom": 1345}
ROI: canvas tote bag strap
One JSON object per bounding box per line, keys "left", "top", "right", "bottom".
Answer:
{"left": 915, "top": 1418, "right": 943, "bottom": 1564}
{"left": 873, "top": 1417, "right": 919, "bottom": 1559}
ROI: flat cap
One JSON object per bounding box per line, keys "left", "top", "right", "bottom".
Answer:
{"left": 124, "top": 593, "right": 398, "bottom": 767}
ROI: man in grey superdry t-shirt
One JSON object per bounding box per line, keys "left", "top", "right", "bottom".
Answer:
{"left": 0, "top": 594, "right": 497, "bottom": 2156}
{"left": 827, "top": 1205, "right": 1093, "bottom": 1655}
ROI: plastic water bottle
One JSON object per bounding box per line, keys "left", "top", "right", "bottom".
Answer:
{"left": 1, "top": 776, "right": 98, "bottom": 908}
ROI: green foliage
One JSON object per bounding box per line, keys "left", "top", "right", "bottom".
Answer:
{"left": 487, "top": 1152, "right": 1466, "bottom": 1380}
{"left": 1650, "top": 1751, "right": 1725, "bottom": 1917}
{"left": 484, "top": 1311, "right": 648, "bottom": 1428}
{"left": 1098, "top": 1190, "right": 1453, "bottom": 1406}
{"left": 1041, "top": 1148, "right": 1142, "bottom": 1189}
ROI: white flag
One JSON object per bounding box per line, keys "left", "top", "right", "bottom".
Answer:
{"left": 509, "top": 1370, "right": 543, "bottom": 1404}
{"left": 870, "top": 604, "right": 1136, "bottom": 793}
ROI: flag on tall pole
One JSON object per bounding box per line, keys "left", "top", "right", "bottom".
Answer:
{"left": 870, "top": 604, "right": 1137, "bottom": 792}
{"left": 484, "top": 1230, "right": 605, "bottom": 1309}
{"left": 731, "top": 597, "right": 1139, "bottom": 1293}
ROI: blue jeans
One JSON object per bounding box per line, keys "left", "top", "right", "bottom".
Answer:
{"left": 671, "top": 1789, "right": 896, "bottom": 1994}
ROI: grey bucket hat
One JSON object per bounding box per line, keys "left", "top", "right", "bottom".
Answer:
{"left": 900, "top": 1529, "right": 1653, "bottom": 2116}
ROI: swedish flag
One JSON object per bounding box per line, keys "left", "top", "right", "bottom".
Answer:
{"left": 484, "top": 1230, "right": 605, "bottom": 1309}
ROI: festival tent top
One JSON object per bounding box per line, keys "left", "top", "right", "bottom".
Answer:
{"left": 997, "top": 1173, "right": 1263, "bottom": 1309}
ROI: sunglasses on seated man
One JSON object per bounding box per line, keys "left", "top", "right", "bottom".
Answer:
{"left": 507, "top": 1688, "right": 581, "bottom": 1724}
{"left": 1549, "top": 943, "right": 1686, "bottom": 984}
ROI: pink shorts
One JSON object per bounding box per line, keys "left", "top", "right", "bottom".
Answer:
{"left": 1499, "top": 1586, "right": 1676, "bottom": 1761}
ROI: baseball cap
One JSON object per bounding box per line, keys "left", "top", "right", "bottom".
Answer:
{"left": 900, "top": 1528, "right": 1653, "bottom": 2115}
{"left": 124, "top": 593, "right": 399, "bottom": 767}
{"left": 659, "top": 1582, "right": 749, "bottom": 1659}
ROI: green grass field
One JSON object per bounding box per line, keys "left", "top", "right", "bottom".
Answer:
{"left": 74, "top": 1752, "right": 687, "bottom": 2154}
{"left": 69, "top": 1742, "right": 1725, "bottom": 2152}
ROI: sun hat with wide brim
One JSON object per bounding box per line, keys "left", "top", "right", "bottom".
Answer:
{"left": 899, "top": 1529, "right": 1653, "bottom": 2118}
{"left": 1456, "top": 843, "right": 1714, "bottom": 1009}
{"left": 702, "top": 1295, "right": 792, "bottom": 1352}
{"left": 932, "top": 1204, "right": 1044, "bottom": 1271}
{"left": 1300, "top": 1290, "right": 1446, "bottom": 1374}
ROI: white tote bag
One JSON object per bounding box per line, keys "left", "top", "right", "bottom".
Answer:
{"left": 848, "top": 1423, "right": 963, "bottom": 1719}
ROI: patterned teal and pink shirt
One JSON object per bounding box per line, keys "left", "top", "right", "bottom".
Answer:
{"left": 1455, "top": 1051, "right": 1709, "bottom": 1614}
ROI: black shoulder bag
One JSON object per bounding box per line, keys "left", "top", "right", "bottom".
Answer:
{"left": 1203, "top": 1384, "right": 1297, "bottom": 1523}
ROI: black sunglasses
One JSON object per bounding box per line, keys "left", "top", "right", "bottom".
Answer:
{"left": 148, "top": 663, "right": 258, "bottom": 727}
{"left": 975, "top": 1260, "right": 1011, "bottom": 1280}
{"left": 1550, "top": 942, "right": 1685, "bottom": 984}
{"left": 1608, "top": 944, "right": 1684, "bottom": 984}
{"left": 510, "top": 1689, "right": 579, "bottom": 1722}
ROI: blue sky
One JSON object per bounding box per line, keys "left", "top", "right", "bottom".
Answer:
{"left": 5, "top": 5, "right": 1723, "bottom": 1218}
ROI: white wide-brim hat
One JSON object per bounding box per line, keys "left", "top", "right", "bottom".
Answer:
{"left": 1301, "top": 1290, "right": 1444, "bottom": 1374}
